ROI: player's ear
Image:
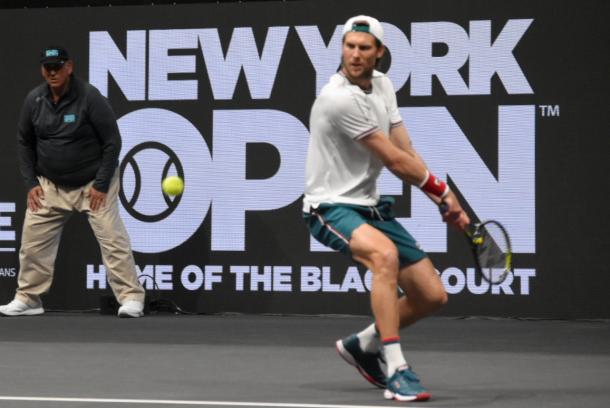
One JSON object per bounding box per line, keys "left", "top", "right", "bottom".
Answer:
{"left": 376, "top": 44, "right": 385, "bottom": 59}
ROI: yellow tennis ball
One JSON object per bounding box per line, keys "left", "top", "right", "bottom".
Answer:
{"left": 162, "top": 176, "right": 184, "bottom": 196}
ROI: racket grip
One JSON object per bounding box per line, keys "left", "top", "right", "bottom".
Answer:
{"left": 438, "top": 202, "right": 449, "bottom": 214}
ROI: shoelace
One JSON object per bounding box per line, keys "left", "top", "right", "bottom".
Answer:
{"left": 397, "top": 366, "right": 421, "bottom": 383}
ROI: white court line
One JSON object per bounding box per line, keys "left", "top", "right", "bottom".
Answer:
{"left": 0, "top": 396, "right": 429, "bottom": 408}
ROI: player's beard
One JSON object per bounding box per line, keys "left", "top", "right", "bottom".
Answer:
{"left": 341, "top": 57, "right": 375, "bottom": 82}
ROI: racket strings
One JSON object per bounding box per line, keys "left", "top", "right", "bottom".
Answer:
{"left": 477, "top": 225, "right": 509, "bottom": 282}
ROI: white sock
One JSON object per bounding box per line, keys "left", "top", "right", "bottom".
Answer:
{"left": 383, "top": 339, "right": 408, "bottom": 377}
{"left": 356, "top": 323, "right": 380, "bottom": 353}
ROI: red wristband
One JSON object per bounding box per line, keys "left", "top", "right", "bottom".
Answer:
{"left": 420, "top": 171, "right": 449, "bottom": 198}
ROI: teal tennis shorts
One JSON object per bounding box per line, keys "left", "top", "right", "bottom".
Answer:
{"left": 303, "top": 196, "right": 427, "bottom": 267}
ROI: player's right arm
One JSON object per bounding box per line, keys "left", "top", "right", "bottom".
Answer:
{"left": 360, "top": 131, "right": 469, "bottom": 230}
{"left": 360, "top": 130, "right": 427, "bottom": 185}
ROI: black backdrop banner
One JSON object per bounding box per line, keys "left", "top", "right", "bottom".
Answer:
{"left": 0, "top": 0, "right": 608, "bottom": 318}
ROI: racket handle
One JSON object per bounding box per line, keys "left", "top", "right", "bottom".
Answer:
{"left": 438, "top": 202, "right": 449, "bottom": 214}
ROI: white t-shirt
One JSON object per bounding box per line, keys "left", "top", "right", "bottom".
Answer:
{"left": 303, "top": 70, "right": 402, "bottom": 211}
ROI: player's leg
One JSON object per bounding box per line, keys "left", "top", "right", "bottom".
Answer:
{"left": 349, "top": 224, "right": 400, "bottom": 340}
{"left": 350, "top": 224, "right": 431, "bottom": 401}
{"left": 371, "top": 208, "right": 447, "bottom": 327}
{"left": 397, "top": 257, "right": 447, "bottom": 328}
{"left": 370, "top": 259, "right": 445, "bottom": 401}
{"left": 1, "top": 178, "right": 70, "bottom": 316}
{"left": 84, "top": 172, "right": 145, "bottom": 317}
{"left": 336, "top": 223, "right": 401, "bottom": 389}
{"left": 304, "top": 206, "right": 387, "bottom": 387}
{"left": 365, "top": 204, "right": 434, "bottom": 401}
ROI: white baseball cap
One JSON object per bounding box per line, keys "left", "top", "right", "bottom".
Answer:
{"left": 342, "top": 15, "right": 384, "bottom": 44}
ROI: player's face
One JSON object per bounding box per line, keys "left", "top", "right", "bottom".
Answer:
{"left": 341, "top": 32, "right": 384, "bottom": 82}
{"left": 41, "top": 60, "right": 73, "bottom": 93}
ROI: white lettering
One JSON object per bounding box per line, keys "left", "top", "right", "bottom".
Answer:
{"left": 181, "top": 265, "right": 204, "bottom": 291}
{"left": 514, "top": 269, "right": 536, "bottom": 295}
{"left": 442, "top": 267, "right": 466, "bottom": 294}
{"left": 341, "top": 266, "right": 366, "bottom": 292}
{"left": 231, "top": 265, "right": 249, "bottom": 291}
{"left": 84, "top": 264, "right": 533, "bottom": 295}
{"left": 86, "top": 264, "right": 107, "bottom": 289}
{"left": 91, "top": 20, "right": 533, "bottom": 100}
{"left": 148, "top": 29, "right": 199, "bottom": 100}
{"left": 155, "top": 264, "right": 174, "bottom": 290}
{"left": 273, "top": 266, "right": 292, "bottom": 292}
{"left": 400, "top": 105, "right": 535, "bottom": 253}
{"left": 410, "top": 22, "right": 470, "bottom": 96}
{"left": 0, "top": 203, "right": 16, "bottom": 253}
{"left": 295, "top": 25, "right": 343, "bottom": 95}
{"left": 491, "top": 271, "right": 514, "bottom": 295}
{"left": 89, "top": 31, "right": 146, "bottom": 100}
{"left": 300, "top": 266, "right": 322, "bottom": 292}
{"left": 211, "top": 109, "right": 309, "bottom": 251}
{"left": 250, "top": 266, "right": 272, "bottom": 291}
{"left": 469, "top": 19, "right": 533, "bottom": 95}
{"left": 441, "top": 267, "right": 536, "bottom": 295}
{"left": 200, "top": 27, "right": 289, "bottom": 99}
{"left": 0, "top": 267, "right": 17, "bottom": 278}
{"left": 204, "top": 265, "right": 223, "bottom": 291}
{"left": 180, "top": 265, "right": 223, "bottom": 291}
{"left": 299, "top": 266, "right": 368, "bottom": 293}
{"left": 137, "top": 264, "right": 156, "bottom": 289}
{"left": 136, "top": 264, "right": 173, "bottom": 290}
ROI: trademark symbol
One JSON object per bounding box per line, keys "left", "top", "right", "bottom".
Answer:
{"left": 539, "top": 105, "right": 560, "bottom": 117}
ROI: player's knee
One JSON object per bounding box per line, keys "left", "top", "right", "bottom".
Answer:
{"left": 428, "top": 290, "right": 448, "bottom": 311}
{"left": 370, "top": 247, "right": 399, "bottom": 279}
{"left": 437, "top": 290, "right": 449, "bottom": 307}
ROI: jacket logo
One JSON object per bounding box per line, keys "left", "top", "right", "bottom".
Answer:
{"left": 64, "top": 114, "right": 76, "bottom": 123}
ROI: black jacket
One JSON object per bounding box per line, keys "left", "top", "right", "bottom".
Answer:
{"left": 17, "top": 75, "right": 120, "bottom": 193}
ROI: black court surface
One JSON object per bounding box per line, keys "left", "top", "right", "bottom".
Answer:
{"left": 0, "top": 314, "right": 609, "bottom": 408}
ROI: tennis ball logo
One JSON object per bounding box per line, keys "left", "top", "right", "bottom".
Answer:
{"left": 119, "top": 141, "right": 185, "bottom": 223}
{"left": 162, "top": 176, "right": 184, "bottom": 196}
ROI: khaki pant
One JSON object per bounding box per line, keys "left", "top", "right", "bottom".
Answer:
{"left": 15, "top": 170, "right": 145, "bottom": 306}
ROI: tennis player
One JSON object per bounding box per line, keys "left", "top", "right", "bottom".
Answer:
{"left": 302, "top": 16, "right": 469, "bottom": 401}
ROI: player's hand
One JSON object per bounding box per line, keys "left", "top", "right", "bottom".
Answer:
{"left": 88, "top": 186, "right": 107, "bottom": 212}
{"left": 440, "top": 191, "right": 470, "bottom": 231}
{"left": 27, "top": 185, "right": 45, "bottom": 212}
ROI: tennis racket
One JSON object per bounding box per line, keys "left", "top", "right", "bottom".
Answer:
{"left": 440, "top": 204, "right": 513, "bottom": 284}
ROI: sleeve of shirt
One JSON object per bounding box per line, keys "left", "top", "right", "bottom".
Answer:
{"left": 328, "top": 90, "right": 380, "bottom": 141}
{"left": 16, "top": 94, "right": 40, "bottom": 191}
{"left": 87, "top": 85, "right": 120, "bottom": 193}
{"left": 385, "top": 77, "right": 403, "bottom": 128}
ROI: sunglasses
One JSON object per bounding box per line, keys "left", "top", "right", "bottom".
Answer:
{"left": 42, "top": 61, "right": 66, "bottom": 72}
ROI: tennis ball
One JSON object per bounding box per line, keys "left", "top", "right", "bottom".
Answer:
{"left": 162, "top": 176, "right": 184, "bottom": 196}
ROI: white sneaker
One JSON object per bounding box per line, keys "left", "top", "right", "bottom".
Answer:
{"left": 117, "top": 300, "right": 144, "bottom": 318}
{"left": 0, "top": 299, "right": 44, "bottom": 316}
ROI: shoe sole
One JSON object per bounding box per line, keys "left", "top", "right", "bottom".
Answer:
{"left": 118, "top": 312, "right": 143, "bottom": 318}
{"left": 335, "top": 339, "right": 385, "bottom": 389}
{"left": 384, "top": 389, "right": 431, "bottom": 402}
{"left": 0, "top": 308, "right": 44, "bottom": 317}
